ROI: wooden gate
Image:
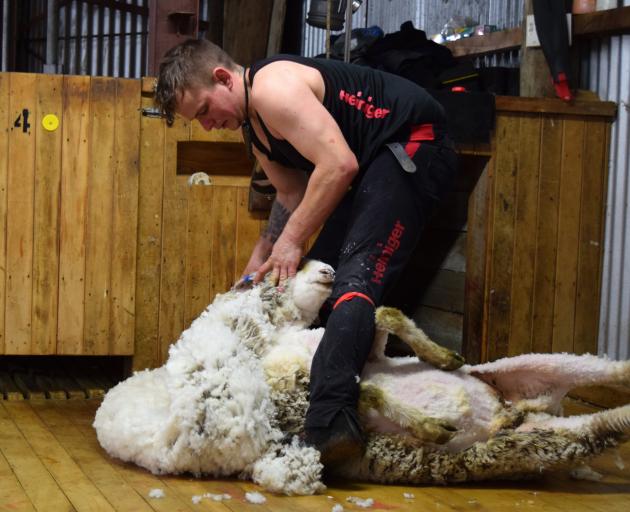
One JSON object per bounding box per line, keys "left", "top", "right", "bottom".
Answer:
{"left": 0, "top": 72, "right": 140, "bottom": 356}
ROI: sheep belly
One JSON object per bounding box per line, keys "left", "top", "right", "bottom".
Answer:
{"left": 362, "top": 357, "right": 506, "bottom": 451}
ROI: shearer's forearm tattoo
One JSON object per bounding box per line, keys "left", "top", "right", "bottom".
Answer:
{"left": 263, "top": 199, "right": 292, "bottom": 243}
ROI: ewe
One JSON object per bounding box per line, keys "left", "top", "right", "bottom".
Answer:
{"left": 95, "top": 261, "right": 630, "bottom": 494}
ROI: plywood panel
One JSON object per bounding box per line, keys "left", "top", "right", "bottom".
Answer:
{"left": 508, "top": 114, "right": 541, "bottom": 356}
{"left": 486, "top": 114, "right": 520, "bottom": 361}
{"left": 84, "top": 77, "right": 116, "bottom": 354}
{"left": 110, "top": 78, "right": 141, "bottom": 355}
{"left": 32, "top": 74, "right": 63, "bottom": 355}
{"left": 0, "top": 74, "right": 9, "bottom": 354}
{"left": 57, "top": 75, "right": 90, "bottom": 355}
{"left": 209, "top": 186, "right": 238, "bottom": 302}
{"left": 574, "top": 120, "right": 607, "bottom": 355}
{"left": 158, "top": 119, "right": 190, "bottom": 365}
{"left": 5, "top": 73, "right": 37, "bottom": 354}
{"left": 134, "top": 95, "right": 165, "bottom": 370}
{"left": 184, "top": 185, "right": 213, "bottom": 327}
{"left": 531, "top": 117, "right": 563, "bottom": 353}
{"left": 552, "top": 119, "right": 585, "bottom": 353}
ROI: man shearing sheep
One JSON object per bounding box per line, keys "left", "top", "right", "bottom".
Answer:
{"left": 155, "top": 39, "right": 457, "bottom": 467}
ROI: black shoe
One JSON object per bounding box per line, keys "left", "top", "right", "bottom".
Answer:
{"left": 304, "top": 408, "right": 364, "bottom": 467}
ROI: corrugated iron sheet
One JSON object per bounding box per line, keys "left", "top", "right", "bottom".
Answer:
{"left": 579, "top": 1, "right": 630, "bottom": 360}
{"left": 302, "top": 0, "right": 522, "bottom": 60}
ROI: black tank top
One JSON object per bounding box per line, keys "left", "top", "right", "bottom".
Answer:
{"left": 247, "top": 55, "right": 446, "bottom": 173}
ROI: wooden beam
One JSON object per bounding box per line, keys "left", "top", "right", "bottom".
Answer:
{"left": 495, "top": 96, "right": 617, "bottom": 118}
{"left": 574, "top": 6, "right": 630, "bottom": 38}
{"left": 445, "top": 27, "right": 522, "bottom": 58}
{"left": 520, "top": 0, "right": 554, "bottom": 98}
{"left": 444, "top": 7, "right": 630, "bottom": 61}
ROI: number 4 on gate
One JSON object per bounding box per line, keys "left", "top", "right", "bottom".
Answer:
{"left": 14, "top": 108, "right": 31, "bottom": 133}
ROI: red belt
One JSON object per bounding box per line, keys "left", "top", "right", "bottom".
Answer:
{"left": 405, "top": 123, "right": 435, "bottom": 158}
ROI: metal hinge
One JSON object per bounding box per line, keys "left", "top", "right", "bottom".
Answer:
{"left": 140, "top": 107, "right": 164, "bottom": 118}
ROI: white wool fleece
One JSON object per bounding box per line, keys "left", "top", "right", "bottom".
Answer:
{"left": 94, "top": 289, "right": 283, "bottom": 476}
{"left": 251, "top": 437, "right": 326, "bottom": 495}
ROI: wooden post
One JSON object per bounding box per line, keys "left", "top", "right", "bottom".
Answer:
{"left": 520, "top": 0, "right": 556, "bottom": 98}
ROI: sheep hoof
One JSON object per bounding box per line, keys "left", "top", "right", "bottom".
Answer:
{"left": 410, "top": 417, "right": 457, "bottom": 444}
{"left": 418, "top": 347, "right": 465, "bottom": 371}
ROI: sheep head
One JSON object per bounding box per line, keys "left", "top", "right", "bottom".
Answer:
{"left": 260, "top": 260, "right": 335, "bottom": 328}
{"left": 290, "top": 260, "right": 335, "bottom": 322}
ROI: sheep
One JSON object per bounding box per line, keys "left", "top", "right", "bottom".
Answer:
{"left": 94, "top": 261, "right": 630, "bottom": 495}
{"left": 94, "top": 260, "right": 337, "bottom": 494}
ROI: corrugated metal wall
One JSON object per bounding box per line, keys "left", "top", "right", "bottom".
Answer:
{"left": 0, "top": 0, "right": 149, "bottom": 77}
{"left": 579, "top": 1, "right": 630, "bottom": 360}
{"left": 302, "top": 0, "right": 522, "bottom": 66}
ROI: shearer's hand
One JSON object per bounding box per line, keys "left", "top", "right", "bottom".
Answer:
{"left": 254, "top": 234, "right": 303, "bottom": 290}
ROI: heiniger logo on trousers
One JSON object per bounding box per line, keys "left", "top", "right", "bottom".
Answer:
{"left": 338, "top": 89, "right": 391, "bottom": 119}
{"left": 371, "top": 220, "right": 405, "bottom": 285}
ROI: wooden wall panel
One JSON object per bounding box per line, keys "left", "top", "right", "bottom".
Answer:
{"left": 32, "top": 74, "right": 63, "bottom": 355}
{"left": 463, "top": 160, "right": 491, "bottom": 364}
{"left": 158, "top": 119, "right": 190, "bottom": 363}
{"left": 1, "top": 73, "right": 140, "bottom": 356}
{"left": 574, "top": 121, "right": 608, "bottom": 355}
{"left": 0, "top": 74, "right": 8, "bottom": 353}
{"left": 209, "top": 187, "right": 238, "bottom": 301}
{"left": 5, "top": 73, "right": 37, "bottom": 354}
{"left": 235, "top": 187, "right": 265, "bottom": 279}
{"left": 133, "top": 92, "right": 165, "bottom": 370}
{"left": 531, "top": 117, "right": 563, "bottom": 353}
{"left": 552, "top": 119, "right": 585, "bottom": 354}
{"left": 57, "top": 76, "right": 90, "bottom": 354}
{"left": 84, "top": 77, "right": 116, "bottom": 355}
{"left": 184, "top": 186, "right": 213, "bottom": 327}
{"left": 486, "top": 114, "right": 520, "bottom": 361}
{"left": 110, "top": 79, "right": 141, "bottom": 355}
{"left": 508, "top": 114, "right": 541, "bottom": 356}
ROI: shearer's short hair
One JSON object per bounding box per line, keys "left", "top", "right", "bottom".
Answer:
{"left": 155, "top": 39, "right": 239, "bottom": 125}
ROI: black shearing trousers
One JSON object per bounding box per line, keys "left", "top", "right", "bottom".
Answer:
{"left": 305, "top": 135, "right": 458, "bottom": 429}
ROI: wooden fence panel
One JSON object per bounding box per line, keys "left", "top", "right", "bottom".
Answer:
{"left": 0, "top": 74, "right": 8, "bottom": 353}
{"left": 133, "top": 89, "right": 165, "bottom": 369}
{"left": 32, "top": 74, "right": 63, "bottom": 355}
{"left": 574, "top": 120, "right": 608, "bottom": 355}
{"left": 531, "top": 116, "right": 563, "bottom": 354}
{"left": 110, "top": 79, "right": 141, "bottom": 355}
{"left": 209, "top": 186, "right": 239, "bottom": 302}
{"left": 486, "top": 114, "right": 520, "bottom": 361}
{"left": 235, "top": 187, "right": 265, "bottom": 278}
{"left": 84, "top": 77, "right": 116, "bottom": 355}
{"left": 509, "top": 114, "right": 541, "bottom": 356}
{"left": 184, "top": 186, "right": 213, "bottom": 328}
{"left": 57, "top": 75, "right": 90, "bottom": 354}
{"left": 5, "top": 73, "right": 37, "bottom": 354}
{"left": 552, "top": 119, "right": 585, "bottom": 354}
{"left": 157, "top": 119, "right": 190, "bottom": 363}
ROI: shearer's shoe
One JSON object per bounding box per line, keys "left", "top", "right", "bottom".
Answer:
{"left": 304, "top": 408, "right": 365, "bottom": 467}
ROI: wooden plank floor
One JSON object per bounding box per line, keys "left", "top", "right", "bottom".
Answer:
{"left": 0, "top": 398, "right": 628, "bottom": 511}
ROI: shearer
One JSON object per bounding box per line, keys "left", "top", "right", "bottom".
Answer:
{"left": 155, "top": 38, "right": 458, "bottom": 467}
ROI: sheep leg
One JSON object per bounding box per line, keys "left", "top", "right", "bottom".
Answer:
{"left": 469, "top": 354, "right": 630, "bottom": 412}
{"left": 374, "top": 307, "right": 464, "bottom": 370}
{"left": 358, "top": 382, "right": 457, "bottom": 444}
{"left": 340, "top": 424, "right": 624, "bottom": 485}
